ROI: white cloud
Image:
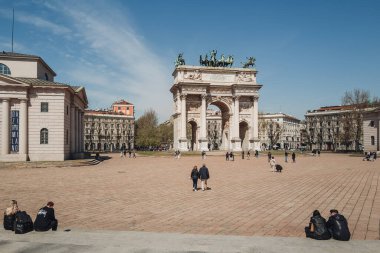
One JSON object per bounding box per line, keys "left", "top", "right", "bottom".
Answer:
{"left": 50, "top": 1, "right": 172, "bottom": 121}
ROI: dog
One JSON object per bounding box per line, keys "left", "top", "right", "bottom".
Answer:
{"left": 275, "top": 164, "right": 283, "bottom": 172}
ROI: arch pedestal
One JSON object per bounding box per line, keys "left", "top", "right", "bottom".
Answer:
{"left": 170, "top": 66, "right": 262, "bottom": 152}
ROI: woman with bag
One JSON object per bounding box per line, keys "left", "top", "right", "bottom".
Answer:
{"left": 3, "top": 200, "right": 19, "bottom": 230}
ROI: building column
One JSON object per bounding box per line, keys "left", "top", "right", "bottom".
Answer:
{"left": 252, "top": 96, "right": 260, "bottom": 150}
{"left": 75, "top": 108, "right": 79, "bottom": 153}
{"left": 79, "top": 110, "right": 83, "bottom": 152}
{"left": 1, "top": 99, "right": 10, "bottom": 155}
{"left": 70, "top": 106, "right": 76, "bottom": 154}
{"left": 179, "top": 94, "right": 188, "bottom": 151}
{"left": 19, "top": 99, "right": 28, "bottom": 156}
{"left": 232, "top": 96, "right": 242, "bottom": 151}
{"left": 199, "top": 94, "right": 209, "bottom": 151}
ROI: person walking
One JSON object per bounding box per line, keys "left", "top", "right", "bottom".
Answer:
{"left": 201, "top": 151, "right": 206, "bottom": 160}
{"left": 247, "top": 150, "right": 251, "bottom": 160}
{"left": 292, "top": 152, "right": 296, "bottom": 163}
{"left": 190, "top": 166, "right": 200, "bottom": 191}
{"left": 198, "top": 164, "right": 210, "bottom": 191}
{"left": 267, "top": 152, "right": 272, "bottom": 162}
{"left": 270, "top": 156, "right": 276, "bottom": 172}
{"left": 285, "top": 150, "right": 288, "bottom": 162}
{"left": 255, "top": 150, "right": 259, "bottom": 158}
{"left": 225, "top": 152, "right": 229, "bottom": 161}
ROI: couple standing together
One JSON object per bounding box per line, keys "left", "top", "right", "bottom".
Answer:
{"left": 190, "top": 164, "right": 210, "bottom": 191}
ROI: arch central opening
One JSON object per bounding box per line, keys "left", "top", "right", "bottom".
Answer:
{"left": 207, "top": 101, "right": 230, "bottom": 151}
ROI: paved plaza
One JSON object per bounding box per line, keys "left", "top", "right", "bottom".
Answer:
{"left": 1, "top": 153, "right": 379, "bottom": 240}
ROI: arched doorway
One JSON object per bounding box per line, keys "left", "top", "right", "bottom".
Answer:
{"left": 239, "top": 121, "right": 249, "bottom": 151}
{"left": 187, "top": 120, "right": 198, "bottom": 151}
{"left": 206, "top": 102, "right": 231, "bottom": 150}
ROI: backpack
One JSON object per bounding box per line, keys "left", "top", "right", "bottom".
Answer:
{"left": 14, "top": 211, "right": 34, "bottom": 234}
{"left": 3, "top": 214, "right": 16, "bottom": 230}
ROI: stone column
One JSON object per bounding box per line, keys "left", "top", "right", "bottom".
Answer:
{"left": 19, "top": 99, "right": 28, "bottom": 156}
{"left": 78, "top": 110, "right": 83, "bottom": 152}
{"left": 179, "top": 94, "right": 188, "bottom": 151}
{"left": 199, "top": 94, "right": 209, "bottom": 151}
{"left": 1, "top": 99, "right": 10, "bottom": 155}
{"left": 253, "top": 96, "right": 260, "bottom": 150}
{"left": 70, "top": 106, "right": 76, "bottom": 154}
{"left": 75, "top": 108, "right": 79, "bottom": 153}
{"left": 232, "top": 96, "right": 242, "bottom": 151}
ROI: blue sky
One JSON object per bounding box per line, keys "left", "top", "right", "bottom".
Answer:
{"left": 0, "top": 0, "right": 379, "bottom": 121}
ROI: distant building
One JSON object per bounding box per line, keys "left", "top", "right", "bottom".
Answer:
{"left": 0, "top": 52, "right": 88, "bottom": 161}
{"left": 206, "top": 109, "right": 222, "bottom": 150}
{"left": 259, "top": 113, "right": 303, "bottom": 150}
{"left": 305, "top": 105, "right": 363, "bottom": 151}
{"left": 362, "top": 107, "right": 380, "bottom": 153}
{"left": 84, "top": 100, "right": 135, "bottom": 152}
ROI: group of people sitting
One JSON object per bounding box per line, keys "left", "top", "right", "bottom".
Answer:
{"left": 305, "top": 209, "right": 350, "bottom": 241}
{"left": 363, "top": 152, "right": 377, "bottom": 161}
{"left": 3, "top": 200, "right": 58, "bottom": 233}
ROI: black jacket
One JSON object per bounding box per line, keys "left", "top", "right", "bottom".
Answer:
{"left": 191, "top": 169, "right": 199, "bottom": 179}
{"left": 326, "top": 214, "right": 351, "bottom": 241}
{"left": 310, "top": 215, "right": 331, "bottom": 240}
{"left": 199, "top": 166, "right": 209, "bottom": 180}
{"left": 34, "top": 206, "right": 57, "bottom": 231}
{"left": 3, "top": 214, "right": 16, "bottom": 230}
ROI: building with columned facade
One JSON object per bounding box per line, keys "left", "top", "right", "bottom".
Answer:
{"left": 362, "top": 107, "right": 380, "bottom": 153}
{"left": 84, "top": 100, "right": 135, "bottom": 152}
{"left": 0, "top": 52, "right": 88, "bottom": 161}
{"left": 171, "top": 65, "right": 262, "bottom": 152}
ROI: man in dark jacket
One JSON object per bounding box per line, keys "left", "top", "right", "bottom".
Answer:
{"left": 198, "top": 164, "right": 210, "bottom": 191}
{"left": 326, "top": 209, "right": 351, "bottom": 241}
{"left": 34, "top": 201, "right": 58, "bottom": 231}
{"left": 305, "top": 210, "right": 331, "bottom": 240}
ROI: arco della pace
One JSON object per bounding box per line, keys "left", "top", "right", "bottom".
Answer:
{"left": 170, "top": 51, "right": 262, "bottom": 152}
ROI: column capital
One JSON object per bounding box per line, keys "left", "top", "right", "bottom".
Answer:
{"left": 201, "top": 93, "right": 208, "bottom": 100}
{"left": 19, "top": 98, "right": 28, "bottom": 103}
{"left": 180, "top": 94, "right": 187, "bottom": 100}
{"left": 250, "top": 96, "right": 259, "bottom": 102}
{"left": 1, "top": 98, "right": 10, "bottom": 102}
{"left": 233, "top": 95, "right": 241, "bottom": 101}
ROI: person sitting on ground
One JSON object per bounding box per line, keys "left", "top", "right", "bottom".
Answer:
{"left": 34, "top": 201, "right": 58, "bottom": 231}
{"left": 326, "top": 209, "right": 351, "bottom": 241}
{"left": 3, "top": 200, "right": 19, "bottom": 230}
{"left": 305, "top": 210, "right": 331, "bottom": 240}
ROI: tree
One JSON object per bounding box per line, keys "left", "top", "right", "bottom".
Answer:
{"left": 341, "top": 89, "right": 370, "bottom": 151}
{"left": 135, "top": 109, "right": 160, "bottom": 147}
{"left": 157, "top": 121, "right": 173, "bottom": 148}
{"left": 260, "top": 120, "right": 284, "bottom": 149}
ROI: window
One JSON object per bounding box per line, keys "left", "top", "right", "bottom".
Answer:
{"left": 371, "top": 136, "right": 375, "bottom": 145}
{"left": 40, "top": 128, "right": 48, "bottom": 144}
{"left": 65, "top": 129, "right": 69, "bottom": 144}
{"left": 41, "top": 102, "right": 49, "bottom": 112}
{"left": 66, "top": 105, "right": 69, "bottom": 115}
{"left": 370, "top": 120, "right": 375, "bottom": 127}
{"left": 0, "top": 63, "right": 11, "bottom": 75}
{"left": 44, "top": 73, "right": 49, "bottom": 81}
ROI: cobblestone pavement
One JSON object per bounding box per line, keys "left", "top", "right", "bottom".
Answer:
{"left": 1, "top": 153, "right": 379, "bottom": 240}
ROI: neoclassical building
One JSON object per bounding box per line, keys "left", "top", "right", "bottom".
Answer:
{"left": 171, "top": 65, "right": 262, "bottom": 152}
{"left": 259, "top": 113, "right": 303, "bottom": 150}
{"left": 363, "top": 107, "right": 380, "bottom": 153}
{"left": 0, "top": 52, "right": 88, "bottom": 161}
{"left": 84, "top": 100, "right": 135, "bottom": 152}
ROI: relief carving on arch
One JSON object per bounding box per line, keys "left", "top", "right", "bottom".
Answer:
{"left": 237, "top": 72, "right": 253, "bottom": 82}
{"left": 184, "top": 69, "right": 202, "bottom": 80}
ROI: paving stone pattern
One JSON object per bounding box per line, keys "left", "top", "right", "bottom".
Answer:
{"left": 1, "top": 153, "right": 379, "bottom": 240}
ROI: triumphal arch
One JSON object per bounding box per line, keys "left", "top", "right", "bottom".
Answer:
{"left": 170, "top": 51, "right": 262, "bottom": 152}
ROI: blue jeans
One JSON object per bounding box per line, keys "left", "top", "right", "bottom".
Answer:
{"left": 192, "top": 178, "right": 198, "bottom": 190}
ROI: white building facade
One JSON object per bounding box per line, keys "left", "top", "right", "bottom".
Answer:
{"left": 363, "top": 107, "right": 380, "bottom": 153}
{"left": 259, "top": 113, "right": 303, "bottom": 150}
{"left": 0, "top": 52, "right": 88, "bottom": 161}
